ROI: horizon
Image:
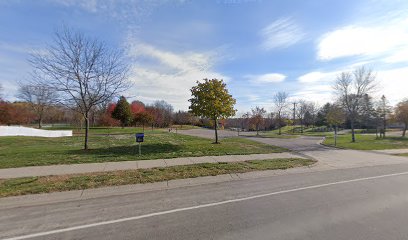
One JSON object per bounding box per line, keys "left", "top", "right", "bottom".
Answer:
{"left": 1, "top": 0, "right": 408, "bottom": 113}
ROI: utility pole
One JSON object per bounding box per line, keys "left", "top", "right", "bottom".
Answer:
{"left": 292, "top": 102, "right": 296, "bottom": 133}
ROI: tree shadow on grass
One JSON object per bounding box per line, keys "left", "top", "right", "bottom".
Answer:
{"left": 68, "top": 143, "right": 181, "bottom": 158}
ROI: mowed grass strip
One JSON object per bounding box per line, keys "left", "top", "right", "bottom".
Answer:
{"left": 323, "top": 134, "right": 408, "bottom": 150}
{"left": 0, "top": 133, "right": 287, "bottom": 169}
{"left": 0, "top": 158, "right": 315, "bottom": 197}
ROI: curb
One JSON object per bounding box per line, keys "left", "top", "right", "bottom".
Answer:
{"left": 0, "top": 164, "right": 318, "bottom": 210}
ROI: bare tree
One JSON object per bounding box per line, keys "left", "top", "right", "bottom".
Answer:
{"left": 17, "top": 82, "right": 56, "bottom": 128}
{"left": 333, "top": 66, "right": 377, "bottom": 142}
{"left": 273, "top": 92, "right": 288, "bottom": 135}
{"left": 395, "top": 100, "right": 408, "bottom": 137}
{"left": 250, "top": 106, "right": 266, "bottom": 136}
{"left": 242, "top": 112, "right": 251, "bottom": 131}
{"left": 30, "top": 27, "right": 130, "bottom": 149}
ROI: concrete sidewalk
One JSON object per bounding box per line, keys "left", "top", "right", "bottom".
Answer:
{"left": 0, "top": 152, "right": 301, "bottom": 179}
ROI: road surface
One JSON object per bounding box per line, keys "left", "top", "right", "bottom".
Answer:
{"left": 2, "top": 128, "right": 408, "bottom": 239}
{"left": 2, "top": 163, "right": 408, "bottom": 240}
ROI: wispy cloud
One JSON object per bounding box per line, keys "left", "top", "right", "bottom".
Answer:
{"left": 48, "top": 0, "right": 186, "bottom": 25}
{"left": 125, "top": 38, "right": 229, "bottom": 110}
{"left": 317, "top": 14, "right": 408, "bottom": 61}
{"left": 260, "top": 17, "right": 305, "bottom": 50}
{"left": 245, "top": 73, "right": 286, "bottom": 84}
{"left": 297, "top": 71, "right": 339, "bottom": 83}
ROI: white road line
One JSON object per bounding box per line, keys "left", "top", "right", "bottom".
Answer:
{"left": 4, "top": 170, "right": 408, "bottom": 240}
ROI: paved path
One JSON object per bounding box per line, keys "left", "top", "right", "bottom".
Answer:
{"left": 178, "top": 129, "right": 408, "bottom": 170}
{"left": 0, "top": 152, "right": 300, "bottom": 179}
{"left": 372, "top": 149, "right": 408, "bottom": 154}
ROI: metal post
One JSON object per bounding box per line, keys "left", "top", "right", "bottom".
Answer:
{"left": 334, "top": 125, "right": 337, "bottom": 147}
{"left": 139, "top": 142, "right": 141, "bottom": 155}
{"left": 293, "top": 102, "right": 296, "bottom": 133}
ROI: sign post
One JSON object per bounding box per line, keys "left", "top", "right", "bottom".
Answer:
{"left": 135, "top": 133, "right": 144, "bottom": 155}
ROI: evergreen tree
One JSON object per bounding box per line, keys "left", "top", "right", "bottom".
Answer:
{"left": 112, "top": 96, "right": 132, "bottom": 128}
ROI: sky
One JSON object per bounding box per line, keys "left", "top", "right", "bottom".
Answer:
{"left": 1, "top": 0, "right": 408, "bottom": 114}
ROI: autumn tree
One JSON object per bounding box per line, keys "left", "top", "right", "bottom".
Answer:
{"left": 395, "top": 100, "right": 408, "bottom": 137}
{"left": 333, "top": 66, "right": 377, "bottom": 142}
{"left": 326, "top": 104, "right": 346, "bottom": 146}
{"left": 30, "top": 27, "right": 129, "bottom": 150}
{"left": 273, "top": 92, "right": 288, "bottom": 135}
{"left": 130, "top": 101, "right": 145, "bottom": 115}
{"left": 112, "top": 96, "right": 132, "bottom": 128}
{"left": 133, "top": 111, "right": 154, "bottom": 132}
{"left": 251, "top": 106, "right": 266, "bottom": 135}
{"left": 17, "top": 82, "right": 56, "bottom": 128}
{"left": 189, "top": 78, "right": 236, "bottom": 143}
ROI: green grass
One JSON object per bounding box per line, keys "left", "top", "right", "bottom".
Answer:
{"left": 0, "top": 133, "right": 287, "bottom": 169}
{"left": 397, "top": 153, "right": 408, "bottom": 157}
{"left": 254, "top": 126, "right": 334, "bottom": 138}
{"left": 323, "top": 134, "right": 408, "bottom": 150}
{"left": 0, "top": 158, "right": 315, "bottom": 197}
{"left": 58, "top": 127, "right": 164, "bottom": 135}
{"left": 170, "top": 125, "right": 202, "bottom": 130}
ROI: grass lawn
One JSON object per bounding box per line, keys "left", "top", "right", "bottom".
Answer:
{"left": 0, "top": 132, "right": 287, "bottom": 169}
{"left": 261, "top": 126, "right": 335, "bottom": 137}
{"left": 44, "top": 126, "right": 166, "bottom": 135}
{"left": 397, "top": 153, "right": 408, "bottom": 157}
{"left": 0, "top": 158, "right": 315, "bottom": 197}
{"left": 323, "top": 134, "right": 408, "bottom": 150}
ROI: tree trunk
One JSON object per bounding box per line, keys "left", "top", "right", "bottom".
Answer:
{"left": 38, "top": 116, "right": 42, "bottom": 129}
{"left": 214, "top": 118, "right": 219, "bottom": 144}
{"left": 383, "top": 118, "right": 386, "bottom": 138}
{"left": 84, "top": 114, "right": 89, "bottom": 150}
{"left": 142, "top": 124, "right": 145, "bottom": 132}
{"left": 351, "top": 120, "right": 356, "bottom": 143}
{"left": 403, "top": 123, "right": 407, "bottom": 137}
{"left": 376, "top": 127, "right": 378, "bottom": 139}
{"left": 278, "top": 115, "right": 282, "bottom": 135}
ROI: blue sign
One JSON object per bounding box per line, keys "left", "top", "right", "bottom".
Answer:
{"left": 135, "top": 133, "right": 144, "bottom": 143}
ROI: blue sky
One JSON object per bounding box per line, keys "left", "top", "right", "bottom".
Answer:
{"left": 1, "top": 0, "right": 408, "bottom": 113}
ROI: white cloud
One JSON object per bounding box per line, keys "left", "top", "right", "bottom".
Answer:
{"left": 247, "top": 94, "right": 260, "bottom": 102}
{"left": 260, "top": 17, "right": 305, "bottom": 50}
{"left": 294, "top": 65, "right": 408, "bottom": 106}
{"left": 317, "top": 16, "right": 408, "bottom": 61}
{"left": 376, "top": 67, "right": 408, "bottom": 104}
{"left": 384, "top": 47, "right": 408, "bottom": 63}
{"left": 298, "top": 72, "right": 326, "bottom": 83}
{"left": 245, "top": 73, "right": 286, "bottom": 84}
{"left": 125, "top": 39, "right": 229, "bottom": 110}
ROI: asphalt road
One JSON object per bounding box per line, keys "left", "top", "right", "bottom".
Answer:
{"left": 3, "top": 163, "right": 408, "bottom": 240}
